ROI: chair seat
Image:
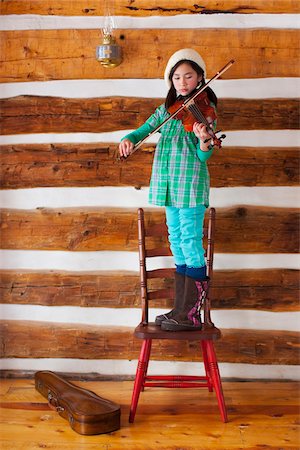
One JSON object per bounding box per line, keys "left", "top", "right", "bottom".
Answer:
{"left": 134, "top": 322, "right": 221, "bottom": 340}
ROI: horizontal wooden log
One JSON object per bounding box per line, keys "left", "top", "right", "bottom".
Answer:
{"left": 0, "top": 270, "right": 141, "bottom": 308}
{"left": 1, "top": 96, "right": 299, "bottom": 135}
{"left": 0, "top": 206, "right": 298, "bottom": 253}
{"left": 0, "top": 320, "right": 298, "bottom": 364}
{"left": 0, "top": 269, "right": 298, "bottom": 312}
{"left": 0, "top": 143, "right": 299, "bottom": 189}
{"left": 2, "top": 1, "right": 299, "bottom": 15}
{"left": 1, "top": 29, "right": 299, "bottom": 82}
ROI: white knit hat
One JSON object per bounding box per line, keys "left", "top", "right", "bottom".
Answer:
{"left": 164, "top": 48, "right": 206, "bottom": 88}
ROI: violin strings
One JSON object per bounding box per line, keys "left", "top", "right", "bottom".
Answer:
{"left": 188, "top": 104, "right": 210, "bottom": 127}
{"left": 188, "top": 103, "right": 214, "bottom": 137}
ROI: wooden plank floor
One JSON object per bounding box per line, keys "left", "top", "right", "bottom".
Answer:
{"left": 0, "top": 379, "right": 299, "bottom": 449}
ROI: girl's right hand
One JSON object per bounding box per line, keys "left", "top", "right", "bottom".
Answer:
{"left": 119, "top": 139, "right": 134, "bottom": 158}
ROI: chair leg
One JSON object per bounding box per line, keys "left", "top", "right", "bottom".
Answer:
{"left": 201, "top": 341, "right": 213, "bottom": 392}
{"left": 141, "top": 339, "right": 152, "bottom": 392}
{"left": 205, "top": 340, "right": 228, "bottom": 423}
{"left": 129, "top": 339, "right": 152, "bottom": 423}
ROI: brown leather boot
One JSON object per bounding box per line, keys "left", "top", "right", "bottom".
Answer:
{"left": 155, "top": 272, "right": 185, "bottom": 325}
{"left": 161, "top": 276, "right": 209, "bottom": 331}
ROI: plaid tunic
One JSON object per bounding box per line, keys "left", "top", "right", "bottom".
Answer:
{"left": 124, "top": 103, "right": 214, "bottom": 208}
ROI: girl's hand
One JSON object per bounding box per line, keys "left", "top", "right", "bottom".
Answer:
{"left": 119, "top": 139, "right": 134, "bottom": 158}
{"left": 193, "top": 118, "right": 213, "bottom": 151}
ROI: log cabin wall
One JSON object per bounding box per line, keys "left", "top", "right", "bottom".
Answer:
{"left": 0, "top": 1, "right": 299, "bottom": 380}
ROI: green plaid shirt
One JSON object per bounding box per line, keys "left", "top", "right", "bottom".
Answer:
{"left": 123, "top": 104, "right": 214, "bottom": 208}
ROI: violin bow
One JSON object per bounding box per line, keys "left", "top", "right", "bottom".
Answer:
{"left": 117, "top": 59, "right": 235, "bottom": 161}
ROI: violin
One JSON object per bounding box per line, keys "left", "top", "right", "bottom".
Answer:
{"left": 117, "top": 59, "right": 234, "bottom": 160}
{"left": 167, "top": 90, "right": 224, "bottom": 148}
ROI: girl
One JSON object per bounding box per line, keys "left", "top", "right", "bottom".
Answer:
{"left": 119, "top": 48, "right": 218, "bottom": 331}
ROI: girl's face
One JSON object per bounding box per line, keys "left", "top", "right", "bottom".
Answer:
{"left": 172, "top": 62, "right": 202, "bottom": 97}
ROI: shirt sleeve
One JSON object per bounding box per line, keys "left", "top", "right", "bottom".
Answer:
{"left": 121, "top": 104, "right": 168, "bottom": 145}
{"left": 121, "top": 122, "right": 155, "bottom": 145}
{"left": 196, "top": 146, "right": 214, "bottom": 162}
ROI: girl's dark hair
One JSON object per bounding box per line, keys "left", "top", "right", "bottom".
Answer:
{"left": 165, "top": 59, "right": 218, "bottom": 109}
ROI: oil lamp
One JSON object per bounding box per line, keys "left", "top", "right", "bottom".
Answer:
{"left": 96, "top": 3, "right": 122, "bottom": 68}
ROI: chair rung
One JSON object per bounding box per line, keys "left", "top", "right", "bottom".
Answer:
{"left": 146, "top": 247, "right": 172, "bottom": 257}
{"left": 144, "top": 375, "right": 209, "bottom": 388}
{"left": 146, "top": 375, "right": 207, "bottom": 381}
{"left": 144, "top": 382, "right": 209, "bottom": 388}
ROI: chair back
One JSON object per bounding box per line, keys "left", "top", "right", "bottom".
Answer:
{"left": 137, "top": 207, "right": 216, "bottom": 326}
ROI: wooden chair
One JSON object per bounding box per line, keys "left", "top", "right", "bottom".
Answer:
{"left": 129, "top": 207, "right": 228, "bottom": 423}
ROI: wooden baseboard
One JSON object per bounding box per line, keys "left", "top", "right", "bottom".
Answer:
{"left": 0, "top": 370, "right": 135, "bottom": 381}
{"left": 0, "top": 370, "right": 297, "bottom": 383}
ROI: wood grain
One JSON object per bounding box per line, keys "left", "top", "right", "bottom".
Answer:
{"left": 1, "top": 1, "right": 299, "bottom": 15}
{"left": 0, "top": 320, "right": 298, "bottom": 364}
{"left": 1, "top": 143, "right": 299, "bottom": 189}
{"left": 1, "top": 96, "right": 299, "bottom": 135}
{"left": 1, "top": 206, "right": 298, "bottom": 253}
{"left": 1, "top": 29, "right": 299, "bottom": 82}
{"left": 0, "top": 380, "right": 299, "bottom": 449}
{"left": 0, "top": 269, "right": 298, "bottom": 312}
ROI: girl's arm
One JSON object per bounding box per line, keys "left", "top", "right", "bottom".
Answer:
{"left": 193, "top": 121, "right": 214, "bottom": 162}
{"left": 119, "top": 122, "right": 155, "bottom": 158}
{"left": 119, "top": 104, "right": 168, "bottom": 158}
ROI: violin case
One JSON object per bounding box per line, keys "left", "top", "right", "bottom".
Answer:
{"left": 34, "top": 371, "right": 121, "bottom": 435}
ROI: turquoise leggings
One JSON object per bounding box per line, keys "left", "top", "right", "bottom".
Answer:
{"left": 165, "top": 205, "right": 206, "bottom": 268}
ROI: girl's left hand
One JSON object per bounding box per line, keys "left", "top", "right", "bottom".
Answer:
{"left": 193, "top": 120, "right": 212, "bottom": 141}
{"left": 193, "top": 119, "right": 213, "bottom": 151}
